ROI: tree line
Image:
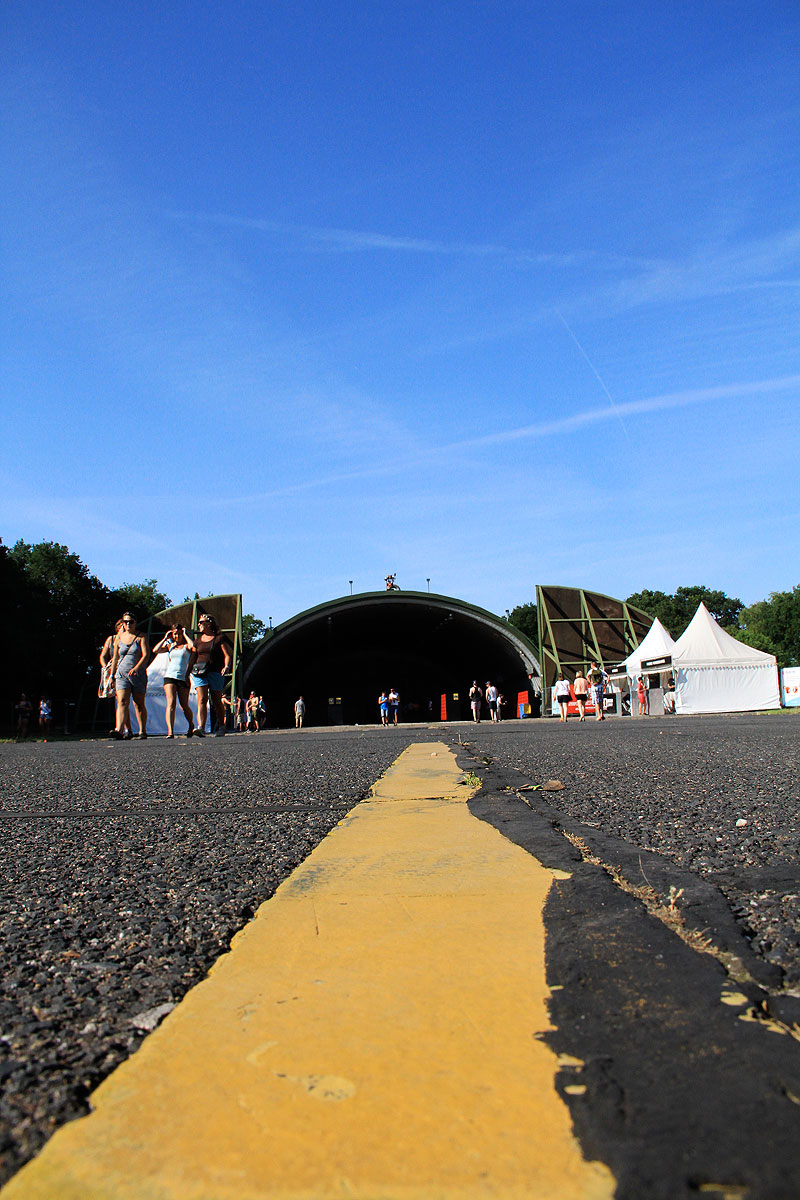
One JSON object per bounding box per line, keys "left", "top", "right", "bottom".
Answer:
{"left": 508, "top": 584, "right": 800, "bottom": 669}
{"left": 0, "top": 539, "right": 266, "bottom": 732}
{"left": 4, "top": 536, "right": 797, "bottom": 732}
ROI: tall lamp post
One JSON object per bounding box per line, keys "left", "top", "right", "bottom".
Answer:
{"left": 426, "top": 578, "right": 430, "bottom": 593}
{"left": 349, "top": 580, "right": 353, "bottom": 595}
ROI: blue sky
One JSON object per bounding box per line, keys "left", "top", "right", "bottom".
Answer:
{"left": 2, "top": 1, "right": 799, "bottom": 623}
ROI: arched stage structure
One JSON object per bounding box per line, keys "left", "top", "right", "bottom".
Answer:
{"left": 244, "top": 591, "right": 539, "bottom": 728}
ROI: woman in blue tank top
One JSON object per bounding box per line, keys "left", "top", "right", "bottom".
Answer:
{"left": 151, "top": 623, "right": 197, "bottom": 738}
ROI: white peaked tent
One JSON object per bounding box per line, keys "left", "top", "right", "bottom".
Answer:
{"left": 672, "top": 603, "right": 780, "bottom": 714}
{"left": 623, "top": 617, "right": 677, "bottom": 680}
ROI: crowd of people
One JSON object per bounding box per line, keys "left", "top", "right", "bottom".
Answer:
{"left": 16, "top": 611, "right": 658, "bottom": 740}
{"left": 554, "top": 663, "right": 607, "bottom": 722}
{"left": 553, "top": 663, "right": 677, "bottom": 722}
{"left": 468, "top": 681, "right": 505, "bottom": 723}
{"left": 97, "top": 612, "right": 306, "bottom": 738}
{"left": 378, "top": 688, "right": 400, "bottom": 725}
{"left": 100, "top": 611, "right": 233, "bottom": 739}
{"left": 13, "top": 694, "right": 52, "bottom": 740}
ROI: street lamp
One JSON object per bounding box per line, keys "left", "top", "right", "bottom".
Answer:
{"left": 426, "top": 578, "right": 430, "bottom": 593}
{"left": 349, "top": 580, "right": 353, "bottom": 595}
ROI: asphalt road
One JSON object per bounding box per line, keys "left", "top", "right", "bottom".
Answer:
{"left": 457, "top": 713, "right": 800, "bottom": 991}
{"left": 0, "top": 729, "right": 419, "bottom": 1186}
{"left": 2, "top": 714, "right": 799, "bottom": 1196}
{"left": 456, "top": 712, "right": 800, "bottom": 1200}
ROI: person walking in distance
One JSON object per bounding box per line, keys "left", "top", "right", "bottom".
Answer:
{"left": 573, "top": 668, "right": 589, "bottom": 721}
{"left": 554, "top": 673, "right": 571, "bottom": 722}
{"left": 469, "top": 681, "right": 483, "bottom": 722}
{"left": 38, "top": 696, "right": 53, "bottom": 736}
{"left": 388, "top": 687, "right": 400, "bottom": 725}
{"left": 15, "top": 694, "right": 33, "bottom": 740}
{"left": 486, "top": 681, "right": 498, "bottom": 722}
{"left": 246, "top": 691, "right": 260, "bottom": 732}
{"left": 294, "top": 695, "right": 306, "bottom": 728}
{"left": 587, "top": 661, "right": 607, "bottom": 722}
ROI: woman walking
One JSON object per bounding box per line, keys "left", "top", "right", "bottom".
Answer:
{"left": 554, "top": 673, "right": 571, "bottom": 722}
{"left": 110, "top": 613, "right": 149, "bottom": 739}
{"left": 191, "top": 614, "right": 233, "bottom": 736}
{"left": 151, "top": 623, "right": 196, "bottom": 737}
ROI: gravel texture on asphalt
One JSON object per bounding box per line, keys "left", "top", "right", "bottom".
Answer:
{"left": 0, "top": 729, "right": 418, "bottom": 1186}
{"left": 451, "top": 713, "right": 800, "bottom": 990}
{"left": 3, "top": 717, "right": 799, "bottom": 1190}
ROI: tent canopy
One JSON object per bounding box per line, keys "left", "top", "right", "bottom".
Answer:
{"left": 624, "top": 616, "right": 676, "bottom": 678}
{"left": 671, "top": 603, "right": 779, "bottom": 713}
{"left": 672, "top": 603, "right": 776, "bottom": 667}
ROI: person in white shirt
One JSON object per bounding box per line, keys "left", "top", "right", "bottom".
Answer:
{"left": 554, "top": 673, "right": 572, "bottom": 722}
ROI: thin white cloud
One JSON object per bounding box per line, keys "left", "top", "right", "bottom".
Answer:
{"left": 600, "top": 226, "right": 800, "bottom": 313}
{"left": 0, "top": 491, "right": 266, "bottom": 592}
{"left": 449, "top": 373, "right": 800, "bottom": 451}
{"left": 170, "top": 210, "right": 657, "bottom": 271}
{"left": 206, "top": 373, "right": 800, "bottom": 506}
{"left": 171, "top": 210, "right": 509, "bottom": 254}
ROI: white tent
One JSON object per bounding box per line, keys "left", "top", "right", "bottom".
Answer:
{"left": 623, "top": 617, "right": 677, "bottom": 680}
{"left": 672, "top": 603, "right": 780, "bottom": 714}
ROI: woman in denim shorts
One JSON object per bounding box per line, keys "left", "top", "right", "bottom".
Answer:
{"left": 110, "top": 613, "right": 150, "bottom": 739}
{"left": 191, "top": 613, "right": 233, "bottom": 736}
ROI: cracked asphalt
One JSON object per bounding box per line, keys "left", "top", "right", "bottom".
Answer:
{"left": 455, "top": 713, "right": 800, "bottom": 994}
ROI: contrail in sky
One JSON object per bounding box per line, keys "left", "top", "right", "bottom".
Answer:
{"left": 207, "top": 373, "right": 800, "bottom": 506}
{"left": 555, "top": 309, "right": 632, "bottom": 444}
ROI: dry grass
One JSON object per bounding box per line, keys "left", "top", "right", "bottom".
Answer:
{"left": 561, "top": 829, "right": 800, "bottom": 1044}
{"left": 563, "top": 831, "right": 715, "bottom": 956}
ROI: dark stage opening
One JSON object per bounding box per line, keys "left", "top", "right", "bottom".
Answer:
{"left": 243, "top": 591, "right": 539, "bottom": 728}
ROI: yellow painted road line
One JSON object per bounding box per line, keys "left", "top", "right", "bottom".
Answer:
{"left": 4, "top": 742, "right": 614, "bottom": 1200}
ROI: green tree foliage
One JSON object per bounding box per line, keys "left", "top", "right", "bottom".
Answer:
{"left": 112, "top": 578, "right": 172, "bottom": 618}
{"left": 507, "top": 601, "right": 538, "bottom": 643}
{"left": 242, "top": 613, "right": 268, "bottom": 650}
{"left": 4, "top": 540, "right": 116, "bottom": 723}
{"left": 735, "top": 588, "right": 800, "bottom": 667}
{"left": 625, "top": 586, "right": 744, "bottom": 638}
{"left": 0, "top": 540, "right": 181, "bottom": 730}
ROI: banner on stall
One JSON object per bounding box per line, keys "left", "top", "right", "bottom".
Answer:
{"left": 781, "top": 666, "right": 800, "bottom": 708}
